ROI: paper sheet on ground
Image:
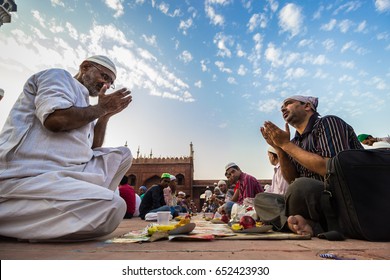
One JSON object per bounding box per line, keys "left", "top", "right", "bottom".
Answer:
{"left": 107, "top": 218, "right": 310, "bottom": 243}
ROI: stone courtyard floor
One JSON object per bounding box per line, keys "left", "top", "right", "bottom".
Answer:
{"left": 1, "top": 217, "right": 389, "bottom": 260}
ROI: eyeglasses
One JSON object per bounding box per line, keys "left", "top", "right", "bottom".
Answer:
{"left": 90, "top": 64, "right": 115, "bottom": 89}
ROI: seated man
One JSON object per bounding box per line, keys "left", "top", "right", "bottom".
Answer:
{"left": 357, "top": 134, "right": 390, "bottom": 149}
{"left": 256, "top": 95, "right": 363, "bottom": 236}
{"left": 118, "top": 175, "right": 136, "bottom": 219}
{"left": 138, "top": 185, "right": 147, "bottom": 200}
{"left": 0, "top": 55, "right": 133, "bottom": 241}
{"left": 224, "top": 162, "right": 264, "bottom": 217}
{"left": 265, "top": 146, "right": 289, "bottom": 195}
{"left": 138, "top": 173, "right": 184, "bottom": 219}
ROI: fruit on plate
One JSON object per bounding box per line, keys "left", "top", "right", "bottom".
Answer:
{"left": 147, "top": 224, "right": 176, "bottom": 235}
{"left": 231, "top": 223, "right": 243, "bottom": 231}
{"left": 147, "top": 217, "right": 192, "bottom": 235}
{"left": 177, "top": 217, "right": 191, "bottom": 226}
{"left": 239, "top": 215, "right": 256, "bottom": 229}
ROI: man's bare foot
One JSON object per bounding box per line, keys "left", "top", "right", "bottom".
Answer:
{"left": 287, "top": 215, "right": 313, "bottom": 237}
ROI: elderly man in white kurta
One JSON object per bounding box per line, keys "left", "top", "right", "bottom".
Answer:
{"left": 0, "top": 55, "right": 133, "bottom": 241}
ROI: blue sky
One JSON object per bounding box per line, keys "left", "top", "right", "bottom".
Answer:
{"left": 0, "top": 0, "right": 389, "bottom": 180}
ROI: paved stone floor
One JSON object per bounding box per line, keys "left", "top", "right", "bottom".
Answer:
{"left": 1, "top": 217, "right": 389, "bottom": 260}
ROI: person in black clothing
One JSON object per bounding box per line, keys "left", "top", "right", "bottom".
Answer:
{"left": 139, "top": 173, "right": 184, "bottom": 219}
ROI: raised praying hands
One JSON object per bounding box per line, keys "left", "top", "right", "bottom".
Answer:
{"left": 97, "top": 85, "right": 132, "bottom": 118}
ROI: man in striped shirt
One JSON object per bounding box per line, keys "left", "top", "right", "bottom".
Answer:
{"left": 255, "top": 95, "right": 363, "bottom": 236}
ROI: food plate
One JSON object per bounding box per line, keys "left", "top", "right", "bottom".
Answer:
{"left": 168, "top": 223, "right": 196, "bottom": 235}
{"left": 232, "top": 225, "right": 273, "bottom": 233}
{"left": 210, "top": 219, "right": 226, "bottom": 224}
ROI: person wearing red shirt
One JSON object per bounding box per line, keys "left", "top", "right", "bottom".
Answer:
{"left": 118, "top": 175, "right": 136, "bottom": 219}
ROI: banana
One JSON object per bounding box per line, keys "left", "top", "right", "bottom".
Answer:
{"left": 147, "top": 224, "right": 178, "bottom": 236}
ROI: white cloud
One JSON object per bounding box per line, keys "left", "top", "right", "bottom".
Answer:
{"left": 368, "top": 76, "right": 388, "bottom": 90}
{"left": 321, "top": 19, "right": 337, "bottom": 31}
{"left": 236, "top": 44, "right": 247, "bottom": 57}
{"left": 340, "top": 61, "right": 355, "bottom": 69}
{"left": 237, "top": 64, "right": 247, "bottom": 76}
{"left": 207, "top": 0, "right": 232, "bottom": 5}
{"left": 51, "top": 0, "right": 65, "bottom": 7}
{"left": 312, "top": 54, "right": 327, "bottom": 65}
{"left": 314, "top": 69, "right": 328, "bottom": 79}
{"left": 339, "top": 74, "right": 354, "bottom": 83}
{"left": 142, "top": 34, "right": 158, "bottom": 47}
{"left": 227, "top": 77, "right": 237, "bottom": 84}
{"left": 374, "top": 0, "right": 390, "bottom": 12}
{"left": 264, "top": 43, "right": 282, "bottom": 67}
{"left": 322, "top": 39, "right": 335, "bottom": 51}
{"left": 104, "top": 0, "right": 125, "bottom": 18}
{"left": 338, "top": 19, "right": 353, "bottom": 33}
{"left": 257, "top": 99, "right": 280, "bottom": 113}
{"left": 313, "top": 5, "right": 324, "bottom": 20}
{"left": 179, "top": 18, "right": 193, "bottom": 35}
{"left": 137, "top": 48, "right": 157, "bottom": 62}
{"left": 340, "top": 41, "right": 367, "bottom": 54}
{"left": 247, "top": 13, "right": 267, "bottom": 32}
{"left": 278, "top": 3, "right": 304, "bottom": 37}
{"left": 49, "top": 20, "right": 64, "bottom": 33}
{"left": 200, "top": 60, "right": 209, "bottom": 72}
{"left": 213, "top": 33, "right": 234, "bottom": 58}
{"left": 30, "top": 26, "right": 47, "bottom": 40}
{"left": 194, "top": 80, "right": 202, "bottom": 88}
{"left": 205, "top": 4, "right": 224, "bottom": 26}
{"left": 66, "top": 22, "right": 78, "bottom": 40}
{"left": 158, "top": 2, "right": 169, "bottom": 14}
{"left": 355, "top": 20, "right": 367, "bottom": 33}
{"left": 341, "top": 41, "right": 354, "bottom": 53}
{"left": 215, "top": 61, "right": 232, "bottom": 73}
{"left": 248, "top": 33, "right": 263, "bottom": 73}
{"left": 376, "top": 32, "right": 389, "bottom": 40}
{"left": 333, "top": 1, "right": 362, "bottom": 15}
{"left": 178, "top": 50, "right": 193, "bottom": 64}
{"left": 264, "top": 71, "right": 277, "bottom": 82}
{"left": 157, "top": 2, "right": 180, "bottom": 17}
{"left": 285, "top": 67, "right": 306, "bottom": 79}
{"left": 298, "top": 39, "right": 314, "bottom": 48}
{"left": 32, "top": 10, "right": 46, "bottom": 28}
{"left": 268, "top": 0, "right": 279, "bottom": 12}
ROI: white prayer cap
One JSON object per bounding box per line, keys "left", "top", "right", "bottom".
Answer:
{"left": 218, "top": 180, "right": 227, "bottom": 186}
{"left": 178, "top": 191, "right": 186, "bottom": 196}
{"left": 84, "top": 55, "right": 117, "bottom": 77}
{"left": 0, "top": 89, "right": 4, "bottom": 97}
{"left": 225, "top": 162, "right": 238, "bottom": 171}
{"left": 267, "top": 146, "right": 277, "bottom": 154}
{"left": 283, "top": 95, "right": 318, "bottom": 112}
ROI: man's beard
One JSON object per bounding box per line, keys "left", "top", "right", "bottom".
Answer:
{"left": 82, "top": 73, "right": 104, "bottom": 97}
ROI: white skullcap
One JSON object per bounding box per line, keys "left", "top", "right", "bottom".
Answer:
{"left": 0, "top": 89, "right": 4, "bottom": 97}
{"left": 218, "top": 180, "right": 227, "bottom": 186}
{"left": 225, "top": 162, "right": 238, "bottom": 171}
{"left": 267, "top": 146, "right": 277, "bottom": 154}
{"left": 170, "top": 175, "right": 176, "bottom": 181}
{"left": 84, "top": 55, "right": 117, "bottom": 77}
{"left": 283, "top": 95, "right": 318, "bottom": 112}
{"left": 178, "top": 191, "right": 186, "bottom": 196}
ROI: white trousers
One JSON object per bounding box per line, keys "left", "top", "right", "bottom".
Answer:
{"left": 0, "top": 147, "right": 132, "bottom": 242}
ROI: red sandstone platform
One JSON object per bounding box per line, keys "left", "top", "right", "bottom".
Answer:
{"left": 1, "top": 217, "right": 389, "bottom": 260}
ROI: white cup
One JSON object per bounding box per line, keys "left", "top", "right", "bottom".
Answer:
{"left": 157, "top": 211, "right": 171, "bottom": 225}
